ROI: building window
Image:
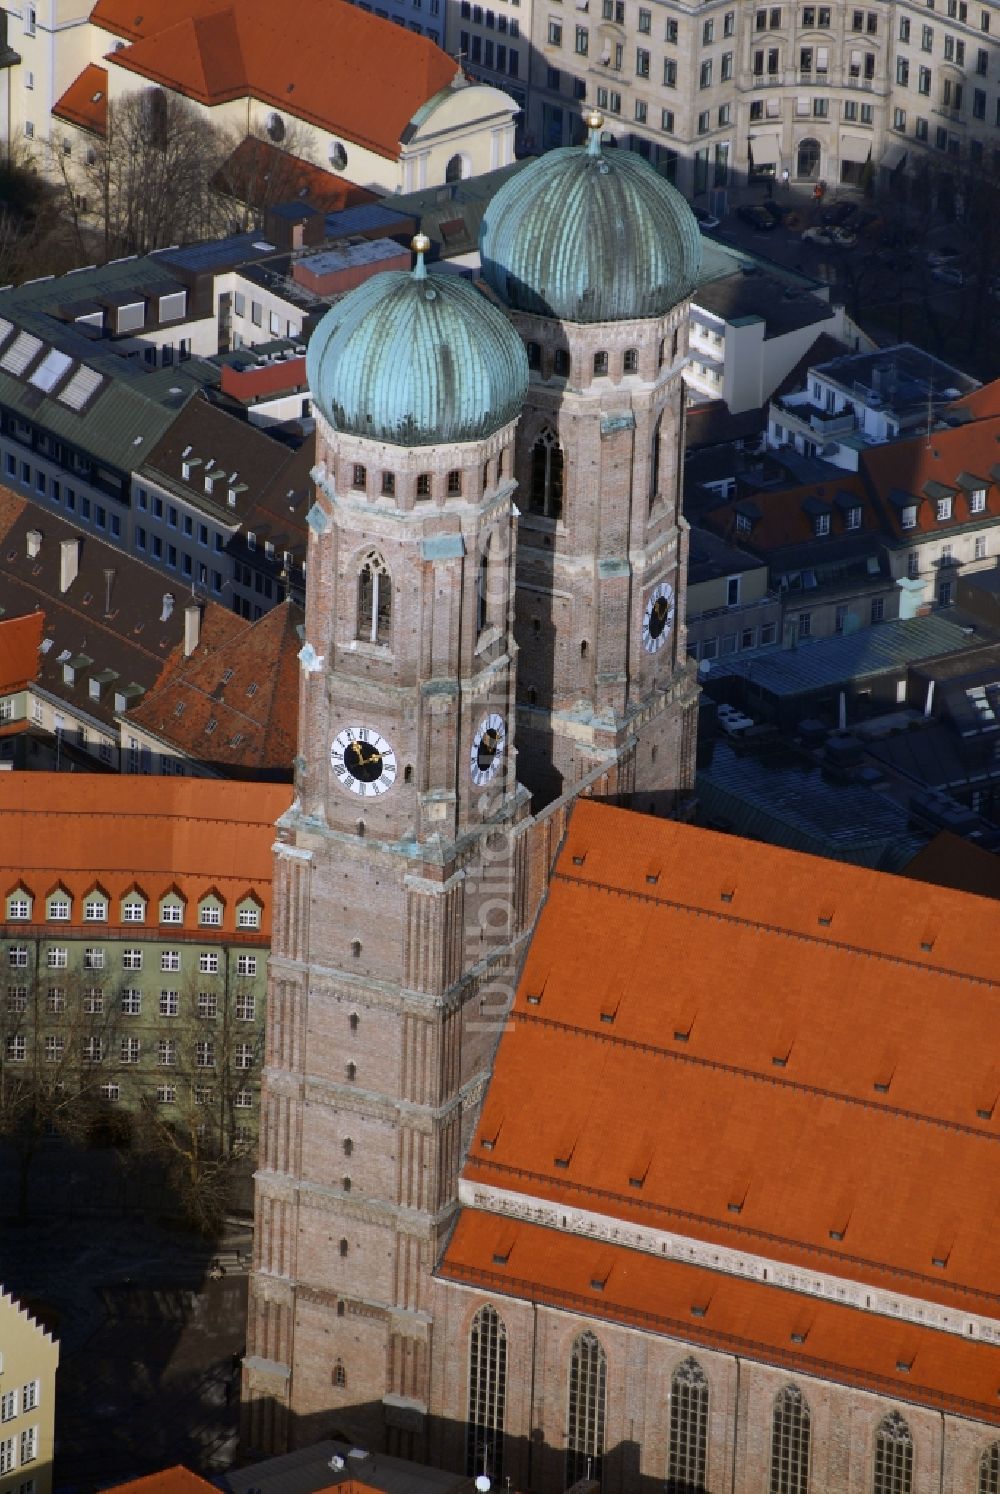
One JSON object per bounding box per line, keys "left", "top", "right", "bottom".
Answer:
{"left": 83, "top": 948, "right": 104, "bottom": 971}
{"left": 159, "top": 989, "right": 179, "bottom": 1016}
{"left": 236, "top": 993, "right": 256, "bottom": 1022}
{"left": 161, "top": 950, "right": 180, "bottom": 972}
{"left": 237, "top": 955, "right": 257, "bottom": 976}
{"left": 466, "top": 1305, "right": 508, "bottom": 1479}
{"left": 237, "top": 903, "right": 261, "bottom": 928}
{"left": 8, "top": 946, "right": 28, "bottom": 968}
{"left": 770, "top": 1386, "right": 810, "bottom": 1494}
{"left": 122, "top": 898, "right": 145, "bottom": 923}
{"left": 936, "top": 497, "right": 952, "bottom": 521}
{"left": 874, "top": 1413, "right": 912, "bottom": 1494}
{"left": 160, "top": 900, "right": 183, "bottom": 924}
{"left": 901, "top": 506, "right": 917, "bottom": 530}
{"left": 975, "top": 536, "right": 987, "bottom": 560}
{"left": 566, "top": 1332, "right": 607, "bottom": 1488}
{"left": 668, "top": 1358, "right": 708, "bottom": 1491}
{"left": 871, "top": 596, "right": 885, "bottom": 623}
{"left": 358, "top": 552, "right": 392, "bottom": 645}
{"left": 200, "top": 903, "right": 222, "bottom": 926}
{"left": 47, "top": 947, "right": 67, "bottom": 969}
{"left": 198, "top": 992, "right": 218, "bottom": 1019}
{"left": 121, "top": 989, "right": 142, "bottom": 1015}
{"left": 815, "top": 513, "right": 830, "bottom": 537}
{"left": 7, "top": 893, "right": 31, "bottom": 920}
{"left": 234, "top": 1042, "right": 255, "bottom": 1070}
{"left": 980, "top": 1444, "right": 1000, "bottom": 1494}
{"left": 352, "top": 464, "right": 367, "bottom": 490}
{"left": 529, "top": 428, "right": 564, "bottom": 519}
{"left": 623, "top": 348, "right": 638, "bottom": 373}
{"left": 195, "top": 1041, "right": 215, "bottom": 1068}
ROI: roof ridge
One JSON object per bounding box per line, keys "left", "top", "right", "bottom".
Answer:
{"left": 466, "top": 1157, "right": 1000, "bottom": 1310}
{"left": 514, "top": 1010, "right": 1000, "bottom": 1142}
{"left": 554, "top": 869, "right": 1000, "bottom": 990}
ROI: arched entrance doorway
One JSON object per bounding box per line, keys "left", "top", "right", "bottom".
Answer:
{"left": 797, "top": 137, "right": 821, "bottom": 179}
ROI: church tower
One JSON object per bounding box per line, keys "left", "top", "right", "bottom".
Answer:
{"left": 243, "top": 238, "right": 533, "bottom": 1456}
{"left": 479, "top": 112, "right": 703, "bottom": 809}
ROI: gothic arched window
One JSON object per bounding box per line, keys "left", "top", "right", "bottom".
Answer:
{"left": 530, "top": 428, "right": 564, "bottom": 520}
{"left": 873, "top": 1412, "right": 913, "bottom": 1494}
{"left": 668, "top": 1357, "right": 708, "bottom": 1492}
{"left": 358, "top": 552, "right": 391, "bottom": 644}
{"left": 566, "top": 1331, "right": 607, "bottom": 1488}
{"left": 980, "top": 1443, "right": 1000, "bottom": 1494}
{"left": 771, "top": 1385, "right": 811, "bottom": 1494}
{"left": 477, "top": 538, "right": 491, "bottom": 635}
{"left": 466, "top": 1304, "right": 507, "bottom": 1480}
{"left": 650, "top": 410, "right": 664, "bottom": 511}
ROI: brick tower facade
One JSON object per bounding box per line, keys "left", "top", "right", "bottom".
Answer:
{"left": 246, "top": 122, "right": 704, "bottom": 1458}
{"left": 243, "top": 251, "right": 535, "bottom": 1455}
{"left": 510, "top": 303, "right": 699, "bottom": 810}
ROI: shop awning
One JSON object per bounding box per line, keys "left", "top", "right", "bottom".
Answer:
{"left": 840, "top": 133, "right": 872, "bottom": 164}
{"left": 749, "top": 134, "right": 781, "bottom": 166}
{"left": 881, "top": 142, "right": 907, "bottom": 171}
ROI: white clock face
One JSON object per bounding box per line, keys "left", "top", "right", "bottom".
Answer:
{"left": 642, "top": 580, "right": 675, "bottom": 654}
{"left": 330, "top": 726, "right": 397, "bottom": 796}
{"left": 470, "top": 712, "right": 506, "bottom": 785}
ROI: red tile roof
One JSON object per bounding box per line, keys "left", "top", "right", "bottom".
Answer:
{"left": 0, "top": 611, "right": 43, "bottom": 693}
{"left": 52, "top": 63, "right": 109, "bottom": 136}
{"left": 703, "top": 473, "right": 871, "bottom": 551}
{"left": 441, "top": 1210, "right": 1000, "bottom": 1425}
{"left": 126, "top": 600, "right": 302, "bottom": 777}
{"left": 861, "top": 414, "right": 1000, "bottom": 540}
{"left": 0, "top": 773, "right": 290, "bottom": 937}
{"left": 93, "top": 0, "right": 461, "bottom": 160}
{"left": 106, "top": 1469, "right": 218, "bottom": 1494}
{"left": 446, "top": 801, "right": 1000, "bottom": 1411}
{"left": 219, "top": 136, "right": 377, "bottom": 215}
{"left": 949, "top": 379, "right": 1000, "bottom": 421}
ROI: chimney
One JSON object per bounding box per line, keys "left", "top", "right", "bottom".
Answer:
{"left": 26, "top": 528, "right": 42, "bottom": 558}
{"left": 160, "top": 591, "right": 175, "bottom": 623}
{"left": 60, "top": 536, "right": 81, "bottom": 593}
{"left": 184, "top": 603, "right": 201, "bottom": 657}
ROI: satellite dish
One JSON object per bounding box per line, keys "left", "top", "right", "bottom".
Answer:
{"left": 476, "top": 1478, "right": 491, "bottom": 1492}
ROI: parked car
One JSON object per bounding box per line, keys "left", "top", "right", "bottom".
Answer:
{"left": 926, "top": 247, "right": 960, "bottom": 266}
{"left": 822, "top": 200, "right": 858, "bottom": 227}
{"left": 930, "top": 264, "right": 964, "bottom": 286}
{"left": 760, "top": 199, "right": 787, "bottom": 223}
{"left": 801, "top": 225, "right": 857, "bottom": 247}
{"left": 693, "top": 206, "right": 721, "bottom": 230}
{"left": 737, "top": 203, "right": 777, "bottom": 230}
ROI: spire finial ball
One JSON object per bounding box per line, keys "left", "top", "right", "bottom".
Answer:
{"left": 585, "top": 109, "right": 604, "bottom": 132}
{"left": 411, "top": 232, "right": 431, "bottom": 255}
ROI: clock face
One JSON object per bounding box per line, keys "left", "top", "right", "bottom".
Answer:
{"left": 642, "top": 580, "right": 675, "bottom": 654}
{"left": 470, "top": 712, "right": 506, "bottom": 786}
{"left": 330, "top": 726, "right": 397, "bottom": 796}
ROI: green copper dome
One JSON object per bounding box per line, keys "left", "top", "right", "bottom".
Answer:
{"left": 479, "top": 121, "right": 702, "bottom": 324}
{"left": 307, "top": 243, "right": 528, "bottom": 448}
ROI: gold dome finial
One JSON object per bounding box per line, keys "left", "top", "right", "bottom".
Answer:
{"left": 411, "top": 232, "right": 431, "bottom": 279}
{"left": 585, "top": 110, "right": 605, "bottom": 156}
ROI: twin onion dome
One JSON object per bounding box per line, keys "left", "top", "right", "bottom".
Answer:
{"left": 307, "top": 116, "right": 702, "bottom": 446}
{"left": 479, "top": 112, "right": 703, "bottom": 324}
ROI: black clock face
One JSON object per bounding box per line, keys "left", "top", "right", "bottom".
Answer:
{"left": 470, "top": 712, "right": 506, "bottom": 786}
{"left": 642, "top": 581, "right": 675, "bottom": 654}
{"left": 331, "top": 726, "right": 397, "bottom": 796}
{"left": 345, "top": 739, "right": 384, "bottom": 783}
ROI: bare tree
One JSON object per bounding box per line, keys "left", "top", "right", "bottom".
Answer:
{"left": 0, "top": 962, "right": 122, "bottom": 1221}
{"left": 52, "top": 90, "right": 233, "bottom": 260}
{"left": 127, "top": 966, "right": 261, "bottom": 1236}
{"left": 214, "top": 120, "right": 327, "bottom": 232}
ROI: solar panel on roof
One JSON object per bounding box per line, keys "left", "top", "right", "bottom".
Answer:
{"left": 28, "top": 347, "right": 73, "bottom": 393}
{"left": 58, "top": 365, "right": 104, "bottom": 410}
{"left": 0, "top": 331, "right": 42, "bottom": 376}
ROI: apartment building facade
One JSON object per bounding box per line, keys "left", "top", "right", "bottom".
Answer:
{"left": 0, "top": 1289, "right": 58, "bottom": 1494}
{"left": 0, "top": 776, "right": 289, "bottom": 1158}
{"left": 452, "top": 0, "right": 1000, "bottom": 199}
